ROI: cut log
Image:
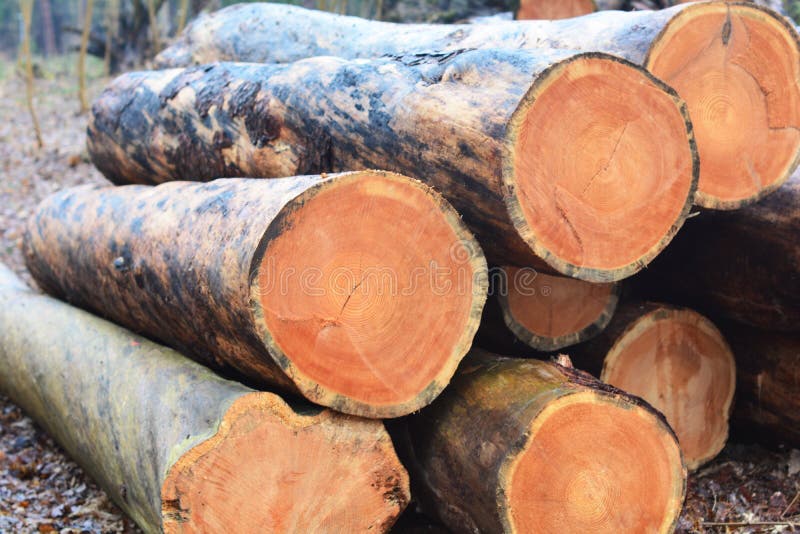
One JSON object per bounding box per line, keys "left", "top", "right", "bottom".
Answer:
{"left": 516, "top": 0, "right": 595, "bottom": 20}
{"left": 89, "top": 51, "right": 697, "bottom": 282}
{"left": 399, "top": 351, "right": 686, "bottom": 533}
{"left": 155, "top": 1, "right": 800, "bottom": 209}
{"left": 23, "top": 172, "right": 488, "bottom": 418}
{"left": 516, "top": 0, "right": 627, "bottom": 20}
{"left": 569, "top": 302, "right": 736, "bottom": 470}
{"left": 0, "top": 263, "right": 410, "bottom": 532}
{"left": 633, "top": 170, "right": 800, "bottom": 332}
{"left": 476, "top": 268, "right": 618, "bottom": 351}
{"left": 720, "top": 323, "right": 800, "bottom": 448}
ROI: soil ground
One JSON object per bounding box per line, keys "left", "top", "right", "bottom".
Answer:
{"left": 0, "top": 58, "right": 797, "bottom": 533}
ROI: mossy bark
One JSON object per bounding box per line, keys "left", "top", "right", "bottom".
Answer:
{"left": 0, "top": 263, "right": 409, "bottom": 533}
{"left": 400, "top": 350, "right": 685, "bottom": 533}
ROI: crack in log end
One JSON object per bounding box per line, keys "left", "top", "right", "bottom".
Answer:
{"left": 508, "top": 55, "right": 694, "bottom": 280}
{"left": 721, "top": 7, "right": 732, "bottom": 46}
{"left": 582, "top": 123, "right": 629, "bottom": 197}
{"left": 648, "top": 3, "right": 800, "bottom": 208}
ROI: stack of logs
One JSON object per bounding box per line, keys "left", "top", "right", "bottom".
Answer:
{"left": 2, "top": 1, "right": 799, "bottom": 531}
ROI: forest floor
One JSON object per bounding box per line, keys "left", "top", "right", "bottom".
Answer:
{"left": 0, "top": 58, "right": 798, "bottom": 533}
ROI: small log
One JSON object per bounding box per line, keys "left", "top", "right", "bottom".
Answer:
{"left": 720, "top": 323, "right": 800, "bottom": 448}
{"left": 23, "top": 172, "right": 487, "bottom": 418}
{"left": 400, "top": 351, "right": 686, "bottom": 533}
{"left": 516, "top": 0, "right": 626, "bottom": 20}
{"left": 155, "top": 1, "right": 800, "bottom": 210}
{"left": 569, "top": 302, "right": 736, "bottom": 470}
{"left": 477, "top": 268, "right": 618, "bottom": 351}
{"left": 90, "top": 51, "right": 697, "bottom": 282}
{"left": 633, "top": 170, "right": 800, "bottom": 332}
{"left": 516, "top": 0, "right": 595, "bottom": 20}
{"left": 0, "top": 263, "right": 410, "bottom": 532}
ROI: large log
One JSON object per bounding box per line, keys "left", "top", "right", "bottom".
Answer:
{"left": 633, "top": 170, "right": 800, "bottom": 332}
{"left": 569, "top": 302, "right": 736, "bottom": 470}
{"left": 476, "top": 268, "right": 618, "bottom": 351}
{"left": 0, "top": 263, "right": 410, "bottom": 532}
{"left": 398, "top": 351, "right": 686, "bottom": 533}
{"left": 720, "top": 323, "right": 800, "bottom": 448}
{"left": 23, "top": 172, "right": 488, "bottom": 418}
{"left": 89, "top": 51, "right": 697, "bottom": 282}
{"left": 155, "top": 1, "right": 800, "bottom": 210}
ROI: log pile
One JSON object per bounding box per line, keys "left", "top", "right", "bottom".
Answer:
{"left": 155, "top": 1, "right": 800, "bottom": 210}
{"left": 0, "top": 264, "right": 410, "bottom": 531}
{"left": 2, "top": 1, "right": 799, "bottom": 531}
{"left": 89, "top": 49, "right": 697, "bottom": 282}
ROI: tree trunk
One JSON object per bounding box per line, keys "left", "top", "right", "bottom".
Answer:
{"left": 77, "top": 0, "right": 94, "bottom": 113}
{"left": 23, "top": 173, "right": 487, "bottom": 419}
{"left": 90, "top": 51, "right": 697, "bottom": 282}
{"left": 568, "top": 302, "right": 736, "bottom": 470}
{"left": 156, "top": 1, "right": 800, "bottom": 210}
{"left": 720, "top": 323, "right": 800, "bottom": 448}
{"left": 39, "top": 0, "right": 57, "bottom": 56}
{"left": 633, "top": 170, "right": 800, "bottom": 332}
{"left": 0, "top": 263, "right": 410, "bottom": 533}
{"left": 19, "top": 0, "right": 43, "bottom": 148}
{"left": 476, "top": 268, "right": 618, "bottom": 352}
{"left": 399, "top": 351, "right": 686, "bottom": 533}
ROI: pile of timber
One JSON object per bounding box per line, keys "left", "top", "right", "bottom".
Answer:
{"left": 154, "top": 1, "right": 800, "bottom": 211}
{"left": 2, "top": 1, "right": 799, "bottom": 531}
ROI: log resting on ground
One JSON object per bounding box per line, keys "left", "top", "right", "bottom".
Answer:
{"left": 633, "top": 170, "right": 800, "bottom": 332}
{"left": 0, "top": 263, "right": 410, "bottom": 533}
{"left": 399, "top": 351, "right": 686, "bottom": 533}
{"left": 90, "top": 50, "right": 698, "bottom": 282}
{"left": 568, "top": 302, "right": 736, "bottom": 470}
{"left": 476, "top": 268, "right": 618, "bottom": 352}
{"left": 155, "top": 1, "right": 800, "bottom": 209}
{"left": 23, "top": 172, "right": 488, "bottom": 418}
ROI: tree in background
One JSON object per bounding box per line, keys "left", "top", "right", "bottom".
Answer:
{"left": 19, "top": 0, "right": 44, "bottom": 148}
{"left": 77, "top": 0, "right": 94, "bottom": 112}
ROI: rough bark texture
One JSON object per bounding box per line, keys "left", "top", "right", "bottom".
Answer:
{"left": 633, "top": 171, "right": 800, "bottom": 332}
{"left": 401, "top": 351, "right": 686, "bottom": 533}
{"left": 154, "top": 1, "right": 799, "bottom": 211}
{"left": 154, "top": 2, "right": 684, "bottom": 68}
{"left": 154, "top": 2, "right": 795, "bottom": 68}
{"left": 0, "top": 263, "right": 410, "bottom": 533}
{"left": 22, "top": 173, "right": 486, "bottom": 418}
{"left": 719, "top": 323, "right": 800, "bottom": 448}
{"left": 88, "top": 51, "right": 696, "bottom": 281}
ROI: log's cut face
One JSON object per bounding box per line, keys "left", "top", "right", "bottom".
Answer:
{"left": 646, "top": 2, "right": 800, "bottom": 208}
{"left": 500, "top": 269, "right": 617, "bottom": 350}
{"left": 162, "top": 393, "right": 409, "bottom": 532}
{"left": 506, "top": 55, "right": 697, "bottom": 280}
{"left": 502, "top": 392, "right": 685, "bottom": 533}
{"left": 517, "top": 0, "right": 594, "bottom": 20}
{"left": 252, "top": 172, "right": 487, "bottom": 410}
{"left": 601, "top": 308, "right": 736, "bottom": 470}
{"left": 23, "top": 172, "right": 487, "bottom": 418}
